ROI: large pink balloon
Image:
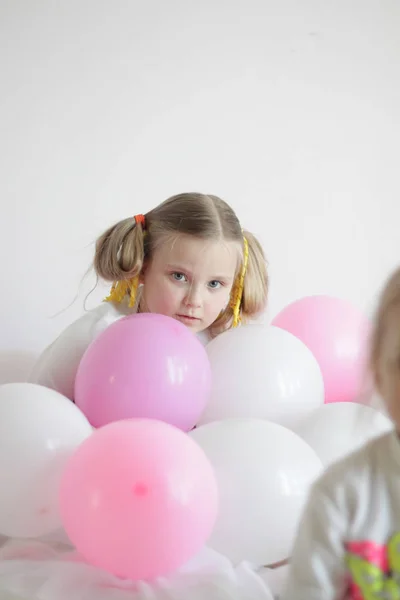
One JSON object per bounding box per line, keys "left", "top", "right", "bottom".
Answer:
{"left": 59, "top": 419, "right": 219, "bottom": 581}
{"left": 75, "top": 313, "right": 211, "bottom": 430}
{"left": 271, "top": 295, "right": 370, "bottom": 404}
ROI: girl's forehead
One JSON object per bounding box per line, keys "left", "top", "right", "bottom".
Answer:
{"left": 154, "top": 235, "right": 239, "bottom": 274}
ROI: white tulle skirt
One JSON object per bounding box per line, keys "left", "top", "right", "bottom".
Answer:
{"left": 0, "top": 533, "right": 287, "bottom": 600}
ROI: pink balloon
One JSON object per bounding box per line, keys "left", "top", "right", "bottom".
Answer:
{"left": 75, "top": 313, "right": 211, "bottom": 430}
{"left": 271, "top": 295, "right": 370, "bottom": 404}
{"left": 59, "top": 419, "right": 219, "bottom": 581}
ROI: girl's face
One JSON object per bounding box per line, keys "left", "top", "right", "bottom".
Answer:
{"left": 140, "top": 234, "right": 239, "bottom": 333}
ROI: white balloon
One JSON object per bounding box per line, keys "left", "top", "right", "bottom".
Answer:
{"left": 293, "top": 402, "right": 393, "bottom": 467}
{"left": 0, "top": 383, "right": 92, "bottom": 538}
{"left": 190, "top": 418, "right": 322, "bottom": 565}
{"left": 199, "top": 325, "right": 324, "bottom": 429}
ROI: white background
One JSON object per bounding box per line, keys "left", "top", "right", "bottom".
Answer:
{"left": 1, "top": 0, "right": 399, "bottom": 383}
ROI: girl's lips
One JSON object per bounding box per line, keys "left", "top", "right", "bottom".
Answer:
{"left": 176, "top": 314, "right": 200, "bottom": 322}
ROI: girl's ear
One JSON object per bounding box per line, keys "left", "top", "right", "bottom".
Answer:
{"left": 139, "top": 260, "right": 148, "bottom": 284}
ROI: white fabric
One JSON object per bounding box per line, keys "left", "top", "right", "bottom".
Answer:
{"left": 0, "top": 534, "right": 285, "bottom": 600}
{"left": 29, "top": 302, "right": 210, "bottom": 401}
{"left": 282, "top": 430, "right": 400, "bottom": 600}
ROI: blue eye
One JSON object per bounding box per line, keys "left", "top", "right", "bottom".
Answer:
{"left": 172, "top": 272, "right": 187, "bottom": 282}
{"left": 208, "top": 280, "right": 222, "bottom": 289}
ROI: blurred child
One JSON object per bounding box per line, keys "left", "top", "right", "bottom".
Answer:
{"left": 282, "top": 266, "right": 400, "bottom": 599}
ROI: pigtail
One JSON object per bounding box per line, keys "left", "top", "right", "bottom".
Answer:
{"left": 240, "top": 229, "right": 268, "bottom": 320}
{"left": 236, "top": 231, "right": 268, "bottom": 323}
{"left": 94, "top": 214, "right": 147, "bottom": 308}
{"left": 208, "top": 230, "right": 268, "bottom": 337}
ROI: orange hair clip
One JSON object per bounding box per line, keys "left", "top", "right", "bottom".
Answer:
{"left": 134, "top": 214, "right": 146, "bottom": 227}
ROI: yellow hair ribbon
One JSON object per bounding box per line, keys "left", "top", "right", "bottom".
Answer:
{"left": 229, "top": 236, "right": 249, "bottom": 327}
{"left": 104, "top": 275, "right": 139, "bottom": 308}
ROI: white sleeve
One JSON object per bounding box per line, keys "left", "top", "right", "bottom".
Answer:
{"left": 281, "top": 482, "right": 349, "bottom": 600}
{"left": 29, "top": 303, "right": 125, "bottom": 400}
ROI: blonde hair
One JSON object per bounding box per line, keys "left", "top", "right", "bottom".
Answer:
{"left": 94, "top": 192, "right": 268, "bottom": 337}
{"left": 370, "top": 266, "right": 400, "bottom": 389}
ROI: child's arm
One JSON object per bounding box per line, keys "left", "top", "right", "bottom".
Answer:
{"left": 29, "top": 303, "right": 124, "bottom": 400}
{"left": 282, "top": 481, "right": 348, "bottom": 600}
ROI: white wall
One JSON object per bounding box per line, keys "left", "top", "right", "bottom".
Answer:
{"left": 1, "top": 0, "right": 400, "bottom": 382}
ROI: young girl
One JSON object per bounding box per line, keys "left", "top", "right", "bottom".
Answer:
{"left": 30, "top": 192, "right": 268, "bottom": 400}
{"left": 282, "top": 266, "right": 400, "bottom": 599}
